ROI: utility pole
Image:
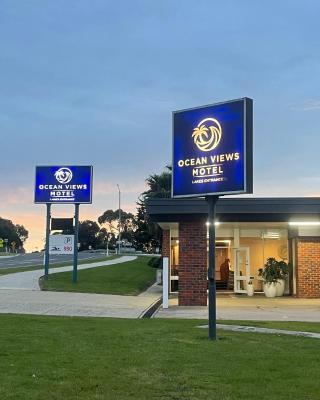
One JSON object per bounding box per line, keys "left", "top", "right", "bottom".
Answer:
{"left": 117, "top": 184, "right": 121, "bottom": 255}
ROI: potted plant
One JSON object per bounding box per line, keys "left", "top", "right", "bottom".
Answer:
{"left": 275, "top": 260, "right": 289, "bottom": 296}
{"left": 259, "top": 258, "right": 279, "bottom": 298}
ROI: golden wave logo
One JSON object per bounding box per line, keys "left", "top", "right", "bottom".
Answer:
{"left": 192, "top": 118, "right": 222, "bottom": 151}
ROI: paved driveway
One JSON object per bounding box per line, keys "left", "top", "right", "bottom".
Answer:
{"left": 0, "top": 256, "right": 136, "bottom": 290}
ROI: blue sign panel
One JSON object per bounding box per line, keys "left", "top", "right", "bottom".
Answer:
{"left": 35, "top": 166, "right": 93, "bottom": 204}
{"left": 172, "top": 98, "right": 253, "bottom": 198}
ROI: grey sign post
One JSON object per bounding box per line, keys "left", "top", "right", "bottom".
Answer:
{"left": 206, "top": 196, "right": 219, "bottom": 339}
{"left": 44, "top": 203, "right": 51, "bottom": 279}
{"left": 73, "top": 204, "right": 80, "bottom": 283}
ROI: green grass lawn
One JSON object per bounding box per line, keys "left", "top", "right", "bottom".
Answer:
{"left": 40, "top": 256, "right": 156, "bottom": 295}
{"left": 0, "top": 315, "right": 319, "bottom": 400}
{"left": 0, "top": 255, "right": 119, "bottom": 276}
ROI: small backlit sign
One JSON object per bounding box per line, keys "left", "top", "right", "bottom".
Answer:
{"left": 35, "top": 166, "right": 93, "bottom": 204}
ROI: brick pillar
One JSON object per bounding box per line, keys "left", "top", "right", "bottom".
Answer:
{"left": 162, "top": 230, "right": 170, "bottom": 258}
{"left": 296, "top": 238, "right": 320, "bottom": 298}
{"left": 179, "top": 220, "right": 207, "bottom": 306}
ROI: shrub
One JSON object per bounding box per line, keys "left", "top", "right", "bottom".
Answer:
{"left": 147, "top": 257, "right": 162, "bottom": 269}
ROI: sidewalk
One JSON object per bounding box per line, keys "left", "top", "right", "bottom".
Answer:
{"left": 0, "top": 256, "right": 162, "bottom": 318}
{"left": 154, "top": 295, "right": 320, "bottom": 322}
{"left": 0, "top": 286, "right": 162, "bottom": 318}
{"left": 0, "top": 255, "right": 137, "bottom": 290}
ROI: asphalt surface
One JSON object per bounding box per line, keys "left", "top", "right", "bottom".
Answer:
{"left": 0, "top": 251, "right": 108, "bottom": 269}
{"left": 0, "top": 256, "right": 137, "bottom": 290}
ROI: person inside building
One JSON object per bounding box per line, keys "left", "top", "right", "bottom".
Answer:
{"left": 220, "top": 258, "right": 231, "bottom": 283}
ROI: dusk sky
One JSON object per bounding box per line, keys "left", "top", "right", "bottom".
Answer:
{"left": 1, "top": 1, "right": 320, "bottom": 251}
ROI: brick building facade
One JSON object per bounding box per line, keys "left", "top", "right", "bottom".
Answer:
{"left": 296, "top": 238, "right": 320, "bottom": 298}
{"left": 149, "top": 198, "right": 320, "bottom": 304}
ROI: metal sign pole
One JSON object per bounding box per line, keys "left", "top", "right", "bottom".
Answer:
{"left": 44, "top": 203, "right": 51, "bottom": 279}
{"left": 73, "top": 204, "right": 80, "bottom": 283}
{"left": 206, "top": 195, "right": 219, "bottom": 340}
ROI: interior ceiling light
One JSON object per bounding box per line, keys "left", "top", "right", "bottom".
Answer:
{"left": 289, "top": 221, "right": 320, "bottom": 226}
{"left": 262, "top": 231, "right": 280, "bottom": 239}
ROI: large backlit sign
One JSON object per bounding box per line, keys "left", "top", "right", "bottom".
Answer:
{"left": 35, "top": 166, "right": 93, "bottom": 204}
{"left": 172, "top": 98, "right": 253, "bottom": 198}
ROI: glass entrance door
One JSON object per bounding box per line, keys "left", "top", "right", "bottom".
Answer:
{"left": 233, "top": 247, "right": 250, "bottom": 294}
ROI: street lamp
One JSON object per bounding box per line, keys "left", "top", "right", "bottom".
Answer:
{"left": 117, "top": 184, "right": 121, "bottom": 255}
{"left": 106, "top": 232, "right": 109, "bottom": 257}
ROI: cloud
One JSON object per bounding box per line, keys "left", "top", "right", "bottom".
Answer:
{"left": 0, "top": 186, "right": 33, "bottom": 205}
{"left": 94, "top": 181, "right": 147, "bottom": 196}
{"left": 290, "top": 99, "right": 320, "bottom": 111}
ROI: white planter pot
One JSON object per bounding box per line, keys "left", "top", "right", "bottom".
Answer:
{"left": 263, "top": 282, "right": 277, "bottom": 298}
{"left": 247, "top": 285, "right": 254, "bottom": 297}
{"left": 276, "top": 279, "right": 285, "bottom": 297}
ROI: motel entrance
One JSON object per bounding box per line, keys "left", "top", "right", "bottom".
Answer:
{"left": 170, "top": 223, "right": 290, "bottom": 296}
{"left": 147, "top": 197, "right": 320, "bottom": 304}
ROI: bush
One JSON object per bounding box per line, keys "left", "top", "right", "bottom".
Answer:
{"left": 147, "top": 257, "right": 162, "bottom": 269}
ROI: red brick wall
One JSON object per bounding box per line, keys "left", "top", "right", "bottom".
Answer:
{"left": 296, "top": 238, "right": 320, "bottom": 298}
{"left": 162, "top": 230, "right": 170, "bottom": 259}
{"left": 178, "top": 220, "right": 207, "bottom": 306}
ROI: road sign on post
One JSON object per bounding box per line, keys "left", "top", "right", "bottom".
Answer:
{"left": 172, "top": 98, "right": 253, "bottom": 340}
{"left": 49, "top": 235, "right": 74, "bottom": 255}
{"left": 35, "top": 166, "right": 93, "bottom": 282}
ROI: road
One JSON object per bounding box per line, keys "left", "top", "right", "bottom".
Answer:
{"left": 0, "top": 251, "right": 108, "bottom": 269}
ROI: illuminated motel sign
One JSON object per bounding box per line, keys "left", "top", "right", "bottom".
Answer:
{"left": 172, "top": 98, "right": 253, "bottom": 198}
{"left": 172, "top": 98, "right": 253, "bottom": 340}
{"left": 35, "top": 166, "right": 93, "bottom": 204}
{"left": 34, "top": 165, "right": 93, "bottom": 283}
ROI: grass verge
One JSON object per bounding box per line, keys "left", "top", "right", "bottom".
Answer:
{"left": 0, "top": 315, "right": 319, "bottom": 400}
{"left": 40, "top": 256, "right": 156, "bottom": 295}
{"left": 0, "top": 255, "right": 119, "bottom": 276}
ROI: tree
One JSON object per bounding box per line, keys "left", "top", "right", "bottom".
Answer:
{"left": 78, "top": 220, "right": 102, "bottom": 250}
{"left": 142, "top": 166, "right": 171, "bottom": 199}
{"left": 98, "top": 209, "right": 135, "bottom": 245}
{"left": 15, "top": 224, "right": 29, "bottom": 244}
{"left": 0, "top": 218, "right": 29, "bottom": 251}
{"left": 96, "top": 227, "right": 116, "bottom": 250}
{"left": 134, "top": 166, "right": 172, "bottom": 252}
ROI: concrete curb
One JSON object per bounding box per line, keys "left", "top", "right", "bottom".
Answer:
{"left": 198, "top": 323, "right": 320, "bottom": 339}
{"left": 139, "top": 298, "right": 163, "bottom": 319}
{"left": 0, "top": 255, "right": 19, "bottom": 259}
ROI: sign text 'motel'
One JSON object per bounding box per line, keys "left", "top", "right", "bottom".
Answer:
{"left": 34, "top": 166, "right": 93, "bottom": 204}
{"left": 172, "top": 98, "right": 253, "bottom": 197}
